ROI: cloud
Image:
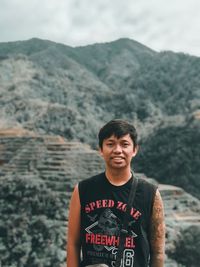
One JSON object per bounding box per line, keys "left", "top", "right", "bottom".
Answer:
{"left": 0, "top": 0, "right": 200, "bottom": 56}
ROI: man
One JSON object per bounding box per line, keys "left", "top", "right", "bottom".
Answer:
{"left": 67, "top": 119, "right": 165, "bottom": 267}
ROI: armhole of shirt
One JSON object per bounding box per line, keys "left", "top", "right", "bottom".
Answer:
{"left": 147, "top": 183, "right": 158, "bottom": 240}
{"left": 137, "top": 179, "right": 158, "bottom": 231}
{"left": 149, "top": 184, "right": 158, "bottom": 218}
{"left": 78, "top": 182, "right": 83, "bottom": 208}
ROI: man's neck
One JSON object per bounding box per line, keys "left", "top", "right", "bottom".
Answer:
{"left": 105, "top": 168, "right": 132, "bottom": 186}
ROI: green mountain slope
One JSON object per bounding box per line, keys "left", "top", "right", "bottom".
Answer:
{"left": 134, "top": 116, "right": 200, "bottom": 199}
{"left": 0, "top": 37, "right": 199, "bottom": 198}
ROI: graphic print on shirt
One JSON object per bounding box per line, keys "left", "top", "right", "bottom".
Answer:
{"left": 84, "top": 199, "right": 142, "bottom": 267}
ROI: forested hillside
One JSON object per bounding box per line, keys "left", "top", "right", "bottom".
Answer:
{"left": 134, "top": 116, "right": 200, "bottom": 199}
{"left": 0, "top": 38, "right": 200, "bottom": 198}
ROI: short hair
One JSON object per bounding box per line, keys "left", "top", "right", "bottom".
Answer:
{"left": 98, "top": 119, "right": 138, "bottom": 149}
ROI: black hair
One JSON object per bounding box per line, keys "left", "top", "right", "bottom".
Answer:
{"left": 98, "top": 119, "right": 138, "bottom": 148}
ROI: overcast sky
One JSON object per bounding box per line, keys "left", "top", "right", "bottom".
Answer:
{"left": 0, "top": 0, "right": 200, "bottom": 56}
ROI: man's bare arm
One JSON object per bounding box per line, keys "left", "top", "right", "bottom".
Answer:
{"left": 67, "top": 185, "right": 81, "bottom": 267}
{"left": 149, "top": 189, "right": 165, "bottom": 267}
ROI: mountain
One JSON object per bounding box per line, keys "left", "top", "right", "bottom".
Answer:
{"left": 0, "top": 37, "right": 200, "bottom": 199}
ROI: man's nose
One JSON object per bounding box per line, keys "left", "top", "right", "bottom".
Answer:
{"left": 113, "top": 144, "right": 122, "bottom": 153}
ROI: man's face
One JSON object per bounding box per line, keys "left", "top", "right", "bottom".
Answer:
{"left": 99, "top": 134, "right": 138, "bottom": 170}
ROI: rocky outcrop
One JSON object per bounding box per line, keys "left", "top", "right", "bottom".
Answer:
{"left": 0, "top": 130, "right": 200, "bottom": 266}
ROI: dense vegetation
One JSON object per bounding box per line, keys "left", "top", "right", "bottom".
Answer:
{"left": 0, "top": 176, "right": 66, "bottom": 267}
{"left": 169, "top": 225, "right": 200, "bottom": 267}
{"left": 134, "top": 118, "right": 200, "bottom": 199}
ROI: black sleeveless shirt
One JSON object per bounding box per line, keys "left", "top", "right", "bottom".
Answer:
{"left": 78, "top": 172, "right": 157, "bottom": 267}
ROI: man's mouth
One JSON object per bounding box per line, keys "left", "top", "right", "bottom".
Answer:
{"left": 111, "top": 156, "right": 125, "bottom": 160}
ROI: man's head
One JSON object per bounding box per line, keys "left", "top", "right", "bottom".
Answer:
{"left": 98, "top": 119, "right": 138, "bottom": 149}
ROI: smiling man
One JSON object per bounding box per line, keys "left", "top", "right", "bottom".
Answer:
{"left": 67, "top": 119, "right": 165, "bottom": 267}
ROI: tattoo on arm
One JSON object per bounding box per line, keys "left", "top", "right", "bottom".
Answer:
{"left": 150, "top": 189, "right": 165, "bottom": 267}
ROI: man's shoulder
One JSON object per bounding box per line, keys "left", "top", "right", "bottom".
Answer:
{"left": 79, "top": 172, "right": 105, "bottom": 186}
{"left": 136, "top": 177, "right": 158, "bottom": 208}
{"left": 78, "top": 172, "right": 105, "bottom": 201}
{"left": 137, "top": 176, "right": 158, "bottom": 194}
{"left": 138, "top": 176, "right": 156, "bottom": 187}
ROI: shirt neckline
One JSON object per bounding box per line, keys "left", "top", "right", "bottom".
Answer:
{"left": 103, "top": 171, "right": 133, "bottom": 190}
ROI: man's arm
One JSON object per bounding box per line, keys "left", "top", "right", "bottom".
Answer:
{"left": 149, "top": 189, "right": 165, "bottom": 267}
{"left": 67, "top": 185, "right": 81, "bottom": 267}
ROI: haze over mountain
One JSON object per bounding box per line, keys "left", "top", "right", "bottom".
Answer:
{"left": 0, "top": 37, "right": 200, "bottom": 200}
{"left": 1, "top": 0, "right": 200, "bottom": 56}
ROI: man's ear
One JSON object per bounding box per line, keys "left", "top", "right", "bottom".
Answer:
{"left": 133, "top": 144, "right": 139, "bottom": 157}
{"left": 99, "top": 147, "right": 103, "bottom": 157}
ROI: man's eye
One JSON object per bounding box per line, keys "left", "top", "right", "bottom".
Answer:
{"left": 122, "top": 143, "right": 129, "bottom": 147}
{"left": 107, "top": 143, "right": 113, "bottom": 147}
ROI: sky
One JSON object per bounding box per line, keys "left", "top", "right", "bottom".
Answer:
{"left": 0, "top": 0, "right": 200, "bottom": 56}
